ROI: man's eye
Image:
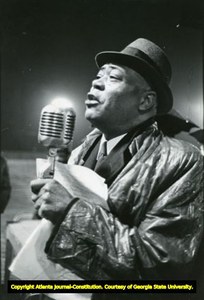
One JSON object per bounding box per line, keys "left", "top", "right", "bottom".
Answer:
{"left": 110, "top": 75, "right": 120, "bottom": 80}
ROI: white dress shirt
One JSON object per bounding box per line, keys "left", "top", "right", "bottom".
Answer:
{"left": 97, "top": 133, "right": 126, "bottom": 161}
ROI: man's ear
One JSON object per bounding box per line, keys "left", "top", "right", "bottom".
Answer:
{"left": 139, "top": 91, "right": 157, "bottom": 111}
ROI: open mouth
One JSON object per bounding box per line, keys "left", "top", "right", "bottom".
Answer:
{"left": 85, "top": 93, "right": 99, "bottom": 107}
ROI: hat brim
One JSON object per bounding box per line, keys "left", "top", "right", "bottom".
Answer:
{"left": 95, "top": 51, "right": 173, "bottom": 115}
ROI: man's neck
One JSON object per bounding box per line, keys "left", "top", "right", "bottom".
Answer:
{"left": 103, "top": 117, "right": 155, "bottom": 140}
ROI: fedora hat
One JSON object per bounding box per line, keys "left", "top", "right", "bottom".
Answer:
{"left": 95, "top": 38, "right": 173, "bottom": 115}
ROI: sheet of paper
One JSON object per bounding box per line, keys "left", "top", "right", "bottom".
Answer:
{"left": 9, "top": 219, "right": 91, "bottom": 299}
{"left": 36, "top": 159, "right": 109, "bottom": 210}
{"left": 10, "top": 160, "right": 109, "bottom": 299}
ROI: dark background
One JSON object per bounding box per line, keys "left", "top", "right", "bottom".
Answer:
{"left": 1, "top": 0, "right": 203, "bottom": 152}
{"left": 0, "top": 0, "right": 203, "bottom": 294}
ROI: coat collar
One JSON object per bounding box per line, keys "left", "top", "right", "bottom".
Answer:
{"left": 81, "top": 119, "right": 158, "bottom": 157}
{"left": 79, "top": 120, "right": 158, "bottom": 186}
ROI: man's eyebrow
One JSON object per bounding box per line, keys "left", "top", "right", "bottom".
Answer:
{"left": 100, "top": 65, "right": 124, "bottom": 72}
{"left": 99, "top": 66, "right": 106, "bottom": 71}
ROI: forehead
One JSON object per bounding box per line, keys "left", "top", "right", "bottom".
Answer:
{"left": 99, "top": 63, "right": 144, "bottom": 80}
{"left": 99, "top": 63, "right": 136, "bottom": 75}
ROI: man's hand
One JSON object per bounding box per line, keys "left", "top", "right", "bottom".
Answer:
{"left": 30, "top": 179, "right": 73, "bottom": 223}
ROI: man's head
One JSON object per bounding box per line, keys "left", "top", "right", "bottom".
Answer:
{"left": 85, "top": 38, "right": 173, "bottom": 139}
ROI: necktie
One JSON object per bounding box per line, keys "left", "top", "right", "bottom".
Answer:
{"left": 94, "top": 141, "right": 107, "bottom": 170}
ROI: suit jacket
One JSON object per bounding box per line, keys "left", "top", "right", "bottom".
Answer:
{"left": 46, "top": 122, "right": 204, "bottom": 284}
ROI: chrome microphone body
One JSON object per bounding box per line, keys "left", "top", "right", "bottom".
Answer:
{"left": 38, "top": 103, "right": 76, "bottom": 178}
{"left": 38, "top": 104, "right": 76, "bottom": 148}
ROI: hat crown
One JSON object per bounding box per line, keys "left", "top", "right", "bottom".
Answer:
{"left": 123, "top": 38, "right": 172, "bottom": 85}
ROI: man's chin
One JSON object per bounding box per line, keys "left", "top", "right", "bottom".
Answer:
{"left": 85, "top": 110, "right": 97, "bottom": 122}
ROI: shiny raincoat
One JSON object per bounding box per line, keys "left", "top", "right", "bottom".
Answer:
{"left": 45, "top": 122, "right": 203, "bottom": 297}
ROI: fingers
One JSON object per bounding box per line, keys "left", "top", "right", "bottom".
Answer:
{"left": 31, "top": 181, "right": 52, "bottom": 204}
{"left": 30, "top": 179, "right": 52, "bottom": 194}
{"left": 31, "top": 179, "right": 52, "bottom": 214}
{"left": 38, "top": 204, "right": 45, "bottom": 219}
{"left": 31, "top": 179, "right": 57, "bottom": 211}
{"left": 34, "top": 197, "right": 43, "bottom": 210}
{"left": 38, "top": 202, "right": 54, "bottom": 220}
{"left": 32, "top": 189, "right": 46, "bottom": 209}
{"left": 55, "top": 148, "right": 70, "bottom": 163}
{"left": 30, "top": 179, "right": 71, "bottom": 223}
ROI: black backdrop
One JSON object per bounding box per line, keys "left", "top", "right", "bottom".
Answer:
{"left": 1, "top": 0, "right": 203, "bottom": 152}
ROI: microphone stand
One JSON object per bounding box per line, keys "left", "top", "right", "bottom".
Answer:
{"left": 39, "top": 146, "right": 72, "bottom": 179}
{"left": 44, "top": 148, "right": 58, "bottom": 178}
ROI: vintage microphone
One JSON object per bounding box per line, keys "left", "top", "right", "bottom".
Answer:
{"left": 38, "top": 101, "right": 76, "bottom": 178}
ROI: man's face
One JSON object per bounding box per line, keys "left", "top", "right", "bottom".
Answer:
{"left": 85, "top": 63, "right": 148, "bottom": 136}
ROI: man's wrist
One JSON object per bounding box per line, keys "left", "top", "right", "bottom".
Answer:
{"left": 45, "top": 197, "right": 80, "bottom": 253}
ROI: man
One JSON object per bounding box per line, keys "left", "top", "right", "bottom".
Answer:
{"left": 31, "top": 38, "right": 203, "bottom": 298}
{"left": 0, "top": 155, "right": 11, "bottom": 213}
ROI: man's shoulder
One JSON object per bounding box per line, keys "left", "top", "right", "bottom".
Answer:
{"left": 162, "top": 135, "right": 200, "bottom": 153}
{"left": 161, "top": 135, "right": 202, "bottom": 163}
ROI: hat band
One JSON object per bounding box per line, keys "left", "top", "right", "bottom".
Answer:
{"left": 122, "top": 46, "right": 165, "bottom": 80}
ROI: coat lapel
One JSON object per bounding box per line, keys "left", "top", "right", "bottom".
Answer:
{"left": 94, "top": 132, "right": 134, "bottom": 186}
{"left": 82, "top": 135, "right": 101, "bottom": 170}
{"left": 81, "top": 132, "right": 132, "bottom": 186}
{"left": 80, "top": 119, "right": 155, "bottom": 186}
{"left": 97, "top": 147, "right": 132, "bottom": 187}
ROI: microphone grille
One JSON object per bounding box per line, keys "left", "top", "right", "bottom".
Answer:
{"left": 64, "top": 113, "right": 76, "bottom": 141}
{"left": 40, "top": 111, "right": 64, "bottom": 138}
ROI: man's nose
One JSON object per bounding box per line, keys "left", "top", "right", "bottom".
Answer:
{"left": 92, "top": 77, "right": 105, "bottom": 90}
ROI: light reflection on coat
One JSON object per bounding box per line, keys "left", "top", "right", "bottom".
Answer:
{"left": 46, "top": 122, "right": 204, "bottom": 281}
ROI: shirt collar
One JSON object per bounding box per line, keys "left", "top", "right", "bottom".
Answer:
{"left": 98, "top": 133, "right": 127, "bottom": 158}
